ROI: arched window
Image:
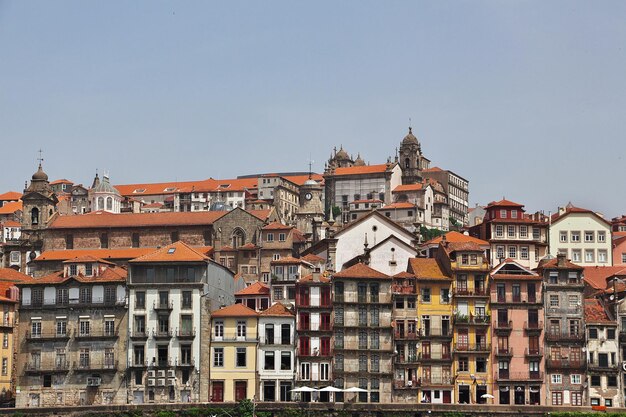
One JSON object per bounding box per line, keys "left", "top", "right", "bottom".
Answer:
{"left": 31, "top": 207, "right": 39, "bottom": 225}
{"left": 231, "top": 228, "right": 245, "bottom": 249}
{"left": 97, "top": 196, "right": 104, "bottom": 210}
{"left": 106, "top": 196, "right": 113, "bottom": 211}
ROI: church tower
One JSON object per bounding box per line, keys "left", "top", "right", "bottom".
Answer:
{"left": 399, "top": 127, "right": 428, "bottom": 185}
{"left": 21, "top": 162, "right": 58, "bottom": 243}
{"left": 89, "top": 172, "right": 122, "bottom": 213}
{"left": 295, "top": 176, "right": 325, "bottom": 242}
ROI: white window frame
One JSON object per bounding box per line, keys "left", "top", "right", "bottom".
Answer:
{"left": 551, "top": 374, "right": 562, "bottom": 384}
{"left": 570, "top": 374, "right": 581, "bottom": 384}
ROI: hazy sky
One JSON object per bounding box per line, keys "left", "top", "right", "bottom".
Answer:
{"left": 2, "top": 1, "right": 625, "bottom": 218}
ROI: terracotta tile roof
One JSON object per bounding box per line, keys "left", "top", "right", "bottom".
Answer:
{"left": 49, "top": 210, "right": 227, "bottom": 229}
{"left": 177, "top": 178, "right": 259, "bottom": 193}
{"left": 142, "top": 202, "right": 164, "bottom": 209}
{"left": 422, "top": 167, "right": 444, "bottom": 172}
{"left": 0, "top": 191, "right": 22, "bottom": 201}
{"left": 423, "top": 231, "right": 488, "bottom": 246}
{"left": 23, "top": 267, "right": 127, "bottom": 285}
{"left": 292, "top": 228, "right": 306, "bottom": 243}
{"left": 0, "top": 201, "right": 22, "bottom": 215}
{"left": 486, "top": 199, "right": 523, "bottom": 208}
{"left": 50, "top": 179, "right": 73, "bottom": 185}
{"left": 333, "top": 164, "right": 392, "bottom": 176}
{"left": 408, "top": 258, "right": 450, "bottom": 280}
{"left": 584, "top": 298, "right": 613, "bottom": 324}
{"left": 537, "top": 257, "right": 584, "bottom": 271}
{"left": 551, "top": 205, "right": 611, "bottom": 225}
{"left": 444, "top": 241, "right": 485, "bottom": 253}
{"left": 333, "top": 263, "right": 389, "bottom": 279}
{"left": 218, "top": 245, "right": 235, "bottom": 252}
{"left": 383, "top": 202, "right": 416, "bottom": 210}
{"left": 393, "top": 271, "right": 416, "bottom": 279}
{"left": 235, "top": 281, "right": 270, "bottom": 296}
{"left": 301, "top": 253, "right": 325, "bottom": 263}
{"left": 35, "top": 248, "right": 161, "bottom": 262}
{"left": 260, "top": 302, "right": 294, "bottom": 317}
{"left": 129, "top": 241, "right": 209, "bottom": 263}
{"left": 247, "top": 209, "right": 272, "bottom": 221}
{"left": 115, "top": 180, "right": 203, "bottom": 196}
{"left": 238, "top": 243, "right": 259, "bottom": 250}
{"left": 1, "top": 220, "right": 21, "bottom": 227}
{"left": 298, "top": 273, "right": 330, "bottom": 283}
{"left": 262, "top": 222, "right": 293, "bottom": 231}
{"left": 211, "top": 303, "right": 259, "bottom": 318}
{"left": 582, "top": 266, "right": 626, "bottom": 290}
{"left": 281, "top": 174, "right": 324, "bottom": 186}
{"left": 271, "top": 256, "right": 310, "bottom": 265}
{"left": 63, "top": 255, "right": 116, "bottom": 266}
{"left": 393, "top": 184, "right": 424, "bottom": 192}
{"left": 0, "top": 268, "right": 32, "bottom": 283}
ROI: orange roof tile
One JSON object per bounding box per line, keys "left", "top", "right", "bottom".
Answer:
{"left": 298, "top": 273, "right": 331, "bottom": 283}
{"left": 262, "top": 222, "right": 293, "bottom": 231}
{"left": 584, "top": 298, "right": 613, "bottom": 324}
{"left": 49, "top": 210, "right": 227, "bottom": 229}
{"left": 333, "top": 164, "right": 392, "bottom": 176}
{"left": 408, "top": 258, "right": 450, "bottom": 280}
{"left": 1, "top": 220, "right": 21, "bottom": 228}
{"left": 247, "top": 209, "right": 272, "bottom": 221}
{"left": 36, "top": 248, "right": 157, "bottom": 262}
{"left": 0, "top": 268, "right": 32, "bottom": 283}
{"left": 444, "top": 241, "right": 485, "bottom": 253}
{"left": 50, "top": 179, "right": 73, "bottom": 185}
{"left": 423, "top": 231, "right": 488, "bottom": 246}
{"left": 551, "top": 206, "right": 611, "bottom": 225}
{"left": 115, "top": 180, "right": 202, "bottom": 196}
{"left": 23, "top": 267, "right": 127, "bottom": 285}
{"left": 0, "top": 201, "right": 22, "bottom": 215}
{"left": 129, "top": 241, "right": 209, "bottom": 263}
{"left": 211, "top": 303, "right": 259, "bottom": 317}
{"left": 486, "top": 199, "right": 524, "bottom": 208}
{"left": 236, "top": 281, "right": 270, "bottom": 296}
{"left": 383, "top": 202, "right": 416, "bottom": 210}
{"left": 301, "top": 253, "right": 325, "bottom": 263}
{"left": 260, "top": 303, "right": 294, "bottom": 317}
{"left": 281, "top": 174, "right": 324, "bottom": 186}
{"left": 333, "top": 263, "right": 389, "bottom": 279}
{"left": 582, "top": 266, "right": 626, "bottom": 290}
{"left": 63, "top": 255, "right": 116, "bottom": 266}
{"left": 537, "top": 257, "right": 584, "bottom": 271}
{"left": 0, "top": 191, "right": 22, "bottom": 201}
{"left": 271, "top": 256, "right": 310, "bottom": 265}
{"left": 393, "top": 271, "right": 416, "bottom": 279}
{"left": 393, "top": 184, "right": 424, "bottom": 193}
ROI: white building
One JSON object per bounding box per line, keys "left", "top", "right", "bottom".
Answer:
{"left": 549, "top": 205, "right": 612, "bottom": 266}
{"left": 258, "top": 303, "right": 296, "bottom": 402}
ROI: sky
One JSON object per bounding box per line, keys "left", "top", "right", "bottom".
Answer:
{"left": 1, "top": 1, "right": 625, "bottom": 218}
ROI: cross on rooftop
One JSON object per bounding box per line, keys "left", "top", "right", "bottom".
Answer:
{"left": 37, "top": 149, "right": 44, "bottom": 166}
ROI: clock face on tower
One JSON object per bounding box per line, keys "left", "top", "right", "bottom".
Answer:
{"left": 305, "top": 193, "right": 313, "bottom": 201}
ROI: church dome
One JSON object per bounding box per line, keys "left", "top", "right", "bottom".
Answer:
{"left": 92, "top": 174, "right": 121, "bottom": 196}
{"left": 335, "top": 147, "right": 350, "bottom": 160}
{"left": 303, "top": 178, "right": 319, "bottom": 186}
{"left": 402, "top": 127, "right": 419, "bottom": 145}
{"left": 32, "top": 164, "right": 48, "bottom": 181}
{"left": 354, "top": 154, "right": 365, "bottom": 166}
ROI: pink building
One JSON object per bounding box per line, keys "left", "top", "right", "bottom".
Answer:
{"left": 490, "top": 259, "right": 544, "bottom": 405}
{"left": 612, "top": 232, "right": 626, "bottom": 266}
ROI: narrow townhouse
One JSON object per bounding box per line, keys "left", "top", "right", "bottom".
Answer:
{"left": 539, "top": 254, "right": 586, "bottom": 407}
{"left": 585, "top": 298, "right": 620, "bottom": 407}
{"left": 490, "top": 260, "right": 544, "bottom": 405}
{"left": 258, "top": 303, "right": 295, "bottom": 402}
{"left": 209, "top": 304, "right": 259, "bottom": 402}
{"left": 331, "top": 263, "right": 394, "bottom": 403}
{"left": 16, "top": 257, "right": 127, "bottom": 407}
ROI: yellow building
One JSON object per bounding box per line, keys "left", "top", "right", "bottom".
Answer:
{"left": 209, "top": 303, "right": 259, "bottom": 403}
{"left": 435, "top": 235, "right": 492, "bottom": 404}
{"left": 408, "top": 258, "right": 454, "bottom": 404}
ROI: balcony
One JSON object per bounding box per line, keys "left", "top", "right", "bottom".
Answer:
{"left": 545, "top": 358, "right": 585, "bottom": 370}
{"left": 392, "top": 284, "right": 416, "bottom": 294}
{"left": 21, "top": 297, "right": 126, "bottom": 310}
{"left": 524, "top": 321, "right": 543, "bottom": 334}
{"left": 452, "top": 287, "right": 489, "bottom": 298}
{"left": 175, "top": 358, "right": 196, "bottom": 368}
{"left": 493, "top": 320, "right": 513, "bottom": 334}
{"left": 420, "top": 328, "right": 453, "bottom": 339}
{"left": 153, "top": 300, "right": 174, "bottom": 312}
{"left": 25, "top": 361, "right": 70, "bottom": 374}
{"left": 176, "top": 328, "right": 196, "bottom": 340}
{"left": 454, "top": 343, "right": 490, "bottom": 353}
{"left": 394, "top": 355, "right": 419, "bottom": 365}
{"left": 495, "top": 371, "right": 543, "bottom": 381}
{"left": 495, "top": 347, "right": 514, "bottom": 357}
{"left": 0, "top": 318, "right": 13, "bottom": 329}
{"left": 394, "top": 379, "right": 420, "bottom": 389}
{"left": 74, "top": 328, "right": 119, "bottom": 340}
{"left": 587, "top": 362, "right": 618, "bottom": 373}
{"left": 545, "top": 330, "right": 584, "bottom": 343}
{"left": 421, "top": 376, "right": 453, "bottom": 386}
{"left": 25, "top": 330, "right": 71, "bottom": 341}
{"left": 130, "top": 330, "right": 150, "bottom": 340}
{"left": 394, "top": 331, "right": 418, "bottom": 340}
{"left": 418, "top": 352, "right": 452, "bottom": 361}
{"left": 74, "top": 360, "right": 118, "bottom": 372}
{"left": 524, "top": 348, "right": 544, "bottom": 358}
{"left": 453, "top": 314, "right": 490, "bottom": 326}
{"left": 153, "top": 329, "right": 174, "bottom": 340}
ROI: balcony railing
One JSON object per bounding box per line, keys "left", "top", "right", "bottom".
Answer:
{"left": 545, "top": 330, "right": 584, "bottom": 342}
{"left": 418, "top": 352, "right": 452, "bottom": 361}
{"left": 153, "top": 300, "right": 174, "bottom": 311}
{"left": 454, "top": 343, "right": 490, "bottom": 353}
{"left": 25, "top": 330, "right": 71, "bottom": 341}
{"left": 496, "top": 371, "right": 543, "bottom": 381}
{"left": 587, "top": 362, "right": 618, "bottom": 372}
{"left": 419, "top": 328, "right": 453, "bottom": 338}
{"left": 392, "top": 284, "right": 416, "bottom": 294}
{"left": 495, "top": 347, "right": 514, "bottom": 357}
{"left": 74, "top": 360, "right": 118, "bottom": 372}
{"left": 524, "top": 348, "right": 544, "bottom": 358}
{"left": 453, "top": 288, "right": 489, "bottom": 297}
{"left": 0, "top": 318, "right": 13, "bottom": 328}
{"left": 153, "top": 329, "right": 174, "bottom": 339}
{"left": 524, "top": 321, "right": 543, "bottom": 332}
{"left": 394, "top": 355, "right": 419, "bottom": 364}
{"left": 74, "top": 328, "right": 119, "bottom": 339}
{"left": 545, "top": 358, "right": 585, "bottom": 370}
{"left": 22, "top": 297, "right": 126, "bottom": 309}
{"left": 421, "top": 376, "right": 453, "bottom": 386}
{"left": 454, "top": 314, "right": 490, "bottom": 325}
{"left": 25, "top": 361, "right": 70, "bottom": 373}
{"left": 130, "top": 330, "right": 149, "bottom": 339}
{"left": 494, "top": 320, "right": 513, "bottom": 332}
{"left": 394, "top": 379, "right": 420, "bottom": 389}
{"left": 394, "top": 331, "right": 418, "bottom": 340}
{"left": 176, "top": 328, "right": 196, "bottom": 339}
{"left": 174, "top": 358, "right": 196, "bottom": 368}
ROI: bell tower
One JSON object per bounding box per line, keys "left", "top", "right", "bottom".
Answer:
{"left": 399, "top": 127, "right": 424, "bottom": 185}
{"left": 21, "top": 161, "right": 58, "bottom": 246}
{"left": 295, "top": 168, "right": 325, "bottom": 242}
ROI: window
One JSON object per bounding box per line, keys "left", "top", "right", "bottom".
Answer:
{"left": 590, "top": 375, "right": 601, "bottom": 386}
{"left": 214, "top": 320, "right": 224, "bottom": 338}
{"left": 79, "top": 287, "right": 92, "bottom": 304}
{"left": 65, "top": 234, "right": 74, "bottom": 249}
{"left": 585, "top": 231, "right": 594, "bottom": 242}
{"left": 104, "top": 318, "right": 115, "bottom": 336}
{"left": 551, "top": 374, "right": 562, "bottom": 384}
{"left": 495, "top": 225, "right": 504, "bottom": 238}
{"left": 264, "top": 351, "right": 275, "bottom": 370}
{"left": 171, "top": 231, "right": 179, "bottom": 243}
{"left": 598, "top": 231, "right": 606, "bottom": 242}
{"left": 552, "top": 392, "right": 563, "bottom": 406}
{"left": 608, "top": 375, "right": 617, "bottom": 387}
{"left": 320, "top": 363, "right": 329, "bottom": 381}
{"left": 79, "top": 319, "right": 90, "bottom": 336}
{"left": 2, "top": 334, "right": 8, "bottom": 348}
{"left": 458, "top": 357, "right": 468, "bottom": 372}
{"left": 605, "top": 399, "right": 613, "bottom": 407}
{"left": 278, "top": 233, "right": 286, "bottom": 242}
{"left": 508, "top": 246, "right": 517, "bottom": 259}
{"left": 519, "top": 225, "right": 528, "bottom": 238}
{"left": 421, "top": 287, "right": 431, "bottom": 303}
{"left": 590, "top": 398, "right": 600, "bottom": 406}
{"left": 236, "top": 347, "right": 246, "bottom": 367}
{"left": 500, "top": 210, "right": 507, "bottom": 219}
{"left": 182, "top": 291, "right": 192, "bottom": 309}
{"left": 549, "top": 295, "right": 559, "bottom": 307}
{"left": 85, "top": 263, "right": 93, "bottom": 276}
{"left": 607, "top": 328, "right": 616, "bottom": 339}
{"left": 559, "top": 231, "right": 567, "bottom": 243}
{"left": 135, "top": 292, "right": 145, "bottom": 309}
{"left": 568, "top": 294, "right": 579, "bottom": 308}
{"left": 300, "top": 362, "right": 311, "bottom": 380}
{"left": 520, "top": 246, "right": 529, "bottom": 260}
{"left": 440, "top": 288, "right": 450, "bottom": 304}
{"left": 134, "top": 315, "right": 145, "bottom": 334}
{"left": 571, "top": 392, "right": 582, "bottom": 406}
{"left": 100, "top": 233, "right": 108, "bottom": 249}
{"left": 507, "top": 225, "right": 515, "bottom": 238}
{"left": 104, "top": 286, "right": 116, "bottom": 304}
{"left": 69, "top": 264, "right": 77, "bottom": 276}
{"left": 56, "top": 288, "right": 68, "bottom": 305}
{"left": 598, "top": 250, "right": 608, "bottom": 263}
{"left": 213, "top": 348, "right": 224, "bottom": 367}
{"left": 533, "top": 227, "right": 540, "bottom": 240}
{"left": 571, "top": 249, "right": 581, "bottom": 262}
{"left": 237, "top": 321, "right": 247, "bottom": 339}
{"left": 571, "top": 231, "right": 580, "bottom": 242}
{"left": 496, "top": 245, "right": 505, "bottom": 260}
{"left": 280, "top": 352, "right": 291, "bottom": 370}
{"left": 266, "top": 233, "right": 274, "bottom": 242}
{"left": 585, "top": 250, "right": 595, "bottom": 263}
{"left": 79, "top": 348, "right": 90, "bottom": 368}
{"left": 132, "top": 233, "right": 140, "bottom": 248}
{"left": 1, "top": 358, "right": 7, "bottom": 376}
{"left": 570, "top": 374, "right": 581, "bottom": 384}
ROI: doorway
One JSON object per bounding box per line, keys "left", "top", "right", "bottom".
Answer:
{"left": 458, "top": 385, "right": 470, "bottom": 404}
{"left": 211, "top": 381, "right": 224, "bottom": 402}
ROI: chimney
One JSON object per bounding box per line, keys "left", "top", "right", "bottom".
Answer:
{"left": 557, "top": 253, "right": 566, "bottom": 267}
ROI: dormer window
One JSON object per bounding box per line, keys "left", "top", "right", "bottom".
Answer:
{"left": 511, "top": 210, "right": 517, "bottom": 219}
{"left": 500, "top": 209, "right": 507, "bottom": 218}
{"left": 85, "top": 264, "right": 93, "bottom": 276}
{"left": 69, "top": 264, "right": 77, "bottom": 276}
{"left": 133, "top": 189, "right": 146, "bottom": 194}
